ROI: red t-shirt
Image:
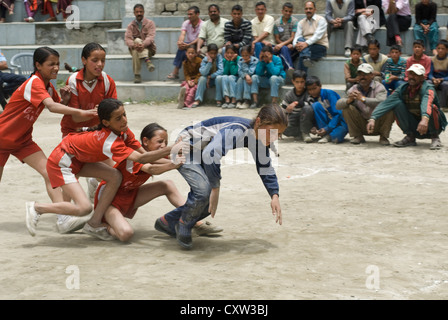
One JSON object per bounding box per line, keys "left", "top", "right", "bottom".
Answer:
{"left": 0, "top": 72, "right": 59, "bottom": 149}
{"left": 60, "top": 70, "right": 117, "bottom": 137}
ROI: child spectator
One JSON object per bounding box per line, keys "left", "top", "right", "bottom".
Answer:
{"left": 281, "top": 70, "right": 313, "bottom": 142}
{"left": 216, "top": 44, "right": 240, "bottom": 109}
{"left": 192, "top": 43, "right": 223, "bottom": 108}
{"left": 236, "top": 45, "right": 259, "bottom": 109}
{"left": 306, "top": 76, "right": 348, "bottom": 143}
{"left": 344, "top": 45, "right": 363, "bottom": 92}
{"left": 383, "top": 44, "right": 407, "bottom": 95}
{"left": 405, "top": 39, "right": 432, "bottom": 80}
{"left": 252, "top": 45, "right": 285, "bottom": 107}
{"left": 429, "top": 40, "right": 448, "bottom": 110}
{"left": 177, "top": 45, "right": 202, "bottom": 110}
{"left": 362, "top": 39, "right": 388, "bottom": 82}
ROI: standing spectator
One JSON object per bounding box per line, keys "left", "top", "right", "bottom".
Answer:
{"left": 414, "top": 0, "right": 439, "bottom": 56}
{"left": 429, "top": 40, "right": 448, "bottom": 110}
{"left": 354, "top": 0, "right": 386, "bottom": 49}
{"left": 223, "top": 5, "right": 252, "bottom": 54}
{"left": 293, "top": 1, "right": 329, "bottom": 72}
{"left": 0, "top": 49, "right": 26, "bottom": 109}
{"left": 196, "top": 4, "right": 228, "bottom": 55}
{"left": 325, "top": 0, "right": 355, "bottom": 57}
{"left": 125, "top": 4, "right": 157, "bottom": 84}
{"left": 362, "top": 39, "right": 388, "bottom": 82}
{"left": 368, "top": 64, "right": 447, "bottom": 150}
{"left": 383, "top": 45, "right": 407, "bottom": 95}
{"left": 336, "top": 63, "right": 393, "bottom": 145}
{"left": 405, "top": 39, "right": 432, "bottom": 80}
{"left": 273, "top": 2, "right": 298, "bottom": 76}
{"left": 166, "top": 6, "right": 203, "bottom": 80}
{"left": 0, "top": 0, "right": 14, "bottom": 23}
{"left": 251, "top": 1, "right": 275, "bottom": 59}
{"left": 306, "top": 76, "right": 348, "bottom": 144}
{"left": 382, "top": 0, "right": 412, "bottom": 47}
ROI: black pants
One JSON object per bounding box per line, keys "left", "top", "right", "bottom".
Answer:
{"left": 386, "top": 14, "right": 412, "bottom": 46}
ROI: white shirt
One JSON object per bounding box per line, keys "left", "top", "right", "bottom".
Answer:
{"left": 293, "top": 15, "right": 328, "bottom": 46}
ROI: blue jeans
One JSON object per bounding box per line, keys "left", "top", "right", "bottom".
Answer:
{"left": 252, "top": 74, "right": 285, "bottom": 98}
{"left": 236, "top": 76, "right": 258, "bottom": 101}
{"left": 382, "top": 79, "right": 405, "bottom": 96}
{"left": 274, "top": 45, "right": 298, "bottom": 70}
{"left": 216, "top": 75, "right": 237, "bottom": 101}
{"left": 295, "top": 37, "right": 327, "bottom": 72}
{"left": 194, "top": 76, "right": 216, "bottom": 102}
{"left": 163, "top": 158, "right": 212, "bottom": 232}
{"left": 0, "top": 71, "right": 27, "bottom": 97}
{"left": 413, "top": 21, "right": 439, "bottom": 51}
{"left": 312, "top": 101, "right": 348, "bottom": 143}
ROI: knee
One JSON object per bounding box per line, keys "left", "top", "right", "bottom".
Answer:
{"left": 106, "top": 169, "right": 122, "bottom": 186}
{"left": 78, "top": 202, "right": 93, "bottom": 216}
{"left": 116, "top": 225, "right": 134, "bottom": 242}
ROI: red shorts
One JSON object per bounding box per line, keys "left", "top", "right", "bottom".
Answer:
{"left": 46, "top": 146, "right": 84, "bottom": 188}
{"left": 0, "top": 139, "right": 42, "bottom": 167}
{"left": 95, "top": 182, "right": 139, "bottom": 221}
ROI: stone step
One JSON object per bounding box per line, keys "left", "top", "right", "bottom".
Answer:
{"left": 113, "top": 80, "right": 346, "bottom": 105}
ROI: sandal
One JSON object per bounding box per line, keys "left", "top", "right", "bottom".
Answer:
{"left": 393, "top": 135, "right": 416, "bottom": 148}
{"left": 166, "top": 73, "right": 179, "bottom": 80}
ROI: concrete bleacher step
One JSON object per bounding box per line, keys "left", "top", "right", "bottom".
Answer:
{"left": 113, "top": 80, "right": 347, "bottom": 105}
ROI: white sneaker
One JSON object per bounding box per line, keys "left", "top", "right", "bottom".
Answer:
{"left": 239, "top": 102, "right": 250, "bottom": 109}
{"left": 318, "top": 135, "right": 331, "bottom": 144}
{"left": 82, "top": 223, "right": 115, "bottom": 241}
{"left": 57, "top": 213, "right": 91, "bottom": 234}
{"left": 26, "top": 201, "right": 40, "bottom": 236}
{"left": 345, "top": 48, "right": 351, "bottom": 57}
{"left": 87, "top": 177, "right": 98, "bottom": 203}
{"left": 236, "top": 102, "right": 242, "bottom": 109}
{"left": 302, "top": 133, "right": 313, "bottom": 143}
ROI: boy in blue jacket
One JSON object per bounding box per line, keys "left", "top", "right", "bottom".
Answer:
{"left": 252, "top": 46, "right": 286, "bottom": 108}
{"left": 306, "top": 76, "right": 348, "bottom": 143}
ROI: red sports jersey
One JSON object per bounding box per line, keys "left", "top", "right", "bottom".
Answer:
{"left": 0, "top": 72, "right": 60, "bottom": 150}
{"left": 60, "top": 70, "right": 117, "bottom": 137}
{"left": 59, "top": 127, "right": 141, "bottom": 165}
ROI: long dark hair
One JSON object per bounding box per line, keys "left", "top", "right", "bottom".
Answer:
{"left": 33, "top": 47, "right": 59, "bottom": 74}
{"left": 140, "top": 123, "right": 167, "bottom": 143}
{"left": 81, "top": 42, "right": 106, "bottom": 60}
{"left": 86, "top": 98, "right": 123, "bottom": 131}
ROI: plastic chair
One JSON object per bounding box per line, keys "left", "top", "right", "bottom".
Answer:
{"left": 10, "top": 53, "right": 34, "bottom": 77}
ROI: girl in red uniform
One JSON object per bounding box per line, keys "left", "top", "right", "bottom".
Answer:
{"left": 94, "top": 123, "right": 186, "bottom": 242}
{"left": 26, "top": 98, "right": 183, "bottom": 240}
{"left": 0, "top": 47, "right": 96, "bottom": 202}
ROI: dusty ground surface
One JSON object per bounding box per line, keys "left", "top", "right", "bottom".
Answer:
{"left": 0, "top": 101, "right": 447, "bottom": 301}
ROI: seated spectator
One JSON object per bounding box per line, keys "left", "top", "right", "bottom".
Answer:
{"left": 251, "top": 1, "right": 275, "bottom": 59}
{"left": 354, "top": 0, "right": 386, "bottom": 49}
{"left": 293, "top": 1, "right": 329, "bottom": 72}
{"left": 273, "top": 2, "right": 298, "bottom": 77}
{"left": 197, "top": 4, "right": 228, "bottom": 56}
{"left": 124, "top": 4, "right": 157, "bottom": 83}
{"left": 191, "top": 43, "right": 223, "bottom": 108}
{"left": 362, "top": 39, "right": 388, "bottom": 82}
{"left": 23, "top": 0, "right": 38, "bottom": 22}
{"left": 325, "top": 0, "right": 355, "bottom": 57}
{"left": 223, "top": 5, "right": 252, "bottom": 54}
{"left": 382, "top": 0, "right": 412, "bottom": 46}
{"left": 177, "top": 45, "right": 202, "bottom": 110}
{"left": 344, "top": 45, "right": 363, "bottom": 92}
{"left": 383, "top": 45, "right": 407, "bottom": 95}
{"left": 429, "top": 40, "right": 448, "bottom": 110}
{"left": 369, "top": 64, "right": 447, "bottom": 150}
{"left": 0, "top": 49, "right": 27, "bottom": 109}
{"left": 414, "top": 0, "right": 439, "bottom": 56}
{"left": 306, "top": 76, "right": 348, "bottom": 144}
{"left": 0, "top": 0, "right": 14, "bottom": 23}
{"left": 167, "top": 6, "right": 203, "bottom": 80}
{"left": 281, "top": 70, "right": 313, "bottom": 142}
{"left": 236, "top": 46, "right": 259, "bottom": 109}
{"left": 216, "top": 44, "right": 240, "bottom": 109}
{"left": 336, "top": 63, "right": 393, "bottom": 145}
{"left": 252, "top": 46, "right": 285, "bottom": 106}
{"left": 405, "top": 39, "right": 432, "bottom": 80}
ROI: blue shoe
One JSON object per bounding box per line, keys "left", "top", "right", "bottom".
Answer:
{"left": 175, "top": 221, "right": 193, "bottom": 249}
{"left": 154, "top": 216, "right": 176, "bottom": 237}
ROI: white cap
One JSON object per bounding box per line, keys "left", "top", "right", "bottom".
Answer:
{"left": 357, "top": 63, "right": 374, "bottom": 74}
{"left": 407, "top": 64, "right": 426, "bottom": 76}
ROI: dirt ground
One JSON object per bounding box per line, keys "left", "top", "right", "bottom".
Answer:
{"left": 0, "top": 101, "right": 447, "bottom": 301}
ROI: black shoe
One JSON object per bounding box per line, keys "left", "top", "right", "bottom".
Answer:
{"left": 154, "top": 217, "right": 176, "bottom": 237}
{"left": 175, "top": 221, "right": 193, "bottom": 249}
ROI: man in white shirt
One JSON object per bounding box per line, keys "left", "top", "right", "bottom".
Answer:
{"left": 196, "top": 4, "right": 228, "bottom": 55}
{"left": 251, "top": 1, "right": 275, "bottom": 58}
{"left": 293, "top": 1, "right": 329, "bottom": 72}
